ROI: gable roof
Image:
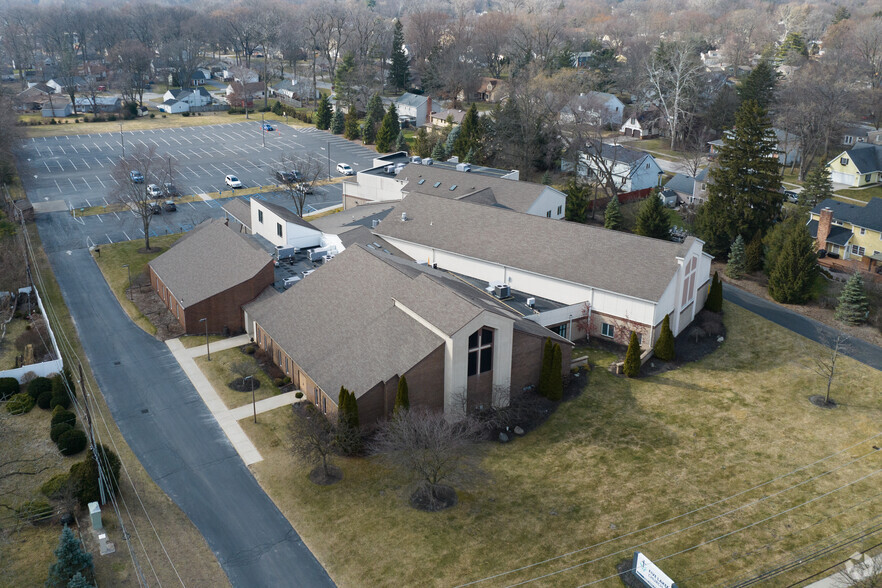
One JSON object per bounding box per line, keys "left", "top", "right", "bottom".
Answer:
{"left": 837, "top": 143, "right": 882, "bottom": 174}
{"left": 258, "top": 200, "right": 320, "bottom": 232}
{"left": 396, "top": 92, "right": 429, "bottom": 108}
{"left": 664, "top": 173, "right": 695, "bottom": 195}
{"left": 376, "top": 193, "right": 697, "bottom": 302}
{"left": 806, "top": 220, "right": 853, "bottom": 246}
{"left": 222, "top": 197, "right": 252, "bottom": 231}
{"left": 149, "top": 219, "right": 273, "bottom": 306}
{"left": 583, "top": 142, "right": 653, "bottom": 167}
{"left": 247, "top": 244, "right": 563, "bottom": 397}
{"left": 396, "top": 163, "right": 560, "bottom": 214}
{"left": 810, "top": 198, "right": 882, "bottom": 232}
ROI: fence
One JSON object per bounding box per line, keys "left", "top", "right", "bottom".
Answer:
{"left": 190, "top": 104, "right": 230, "bottom": 113}
{"left": 586, "top": 187, "right": 654, "bottom": 211}
{"left": 0, "top": 286, "right": 64, "bottom": 383}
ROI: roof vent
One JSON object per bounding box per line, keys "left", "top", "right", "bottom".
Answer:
{"left": 526, "top": 297, "right": 536, "bottom": 308}
{"left": 401, "top": 212, "right": 407, "bottom": 221}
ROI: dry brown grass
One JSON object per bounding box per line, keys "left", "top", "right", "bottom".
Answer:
{"left": 241, "top": 303, "right": 882, "bottom": 588}
{"left": 179, "top": 334, "right": 228, "bottom": 349}
{"left": 0, "top": 223, "right": 229, "bottom": 588}
{"left": 195, "top": 348, "right": 279, "bottom": 409}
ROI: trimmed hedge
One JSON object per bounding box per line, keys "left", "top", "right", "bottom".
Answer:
{"left": 40, "top": 473, "right": 71, "bottom": 498}
{"left": 57, "top": 429, "right": 88, "bottom": 456}
{"left": 6, "top": 393, "right": 35, "bottom": 414}
{"left": 51, "top": 422, "right": 73, "bottom": 443}
{"left": 0, "top": 377, "right": 20, "bottom": 400}
{"left": 27, "top": 376, "right": 52, "bottom": 401}
{"left": 37, "top": 390, "right": 53, "bottom": 409}
{"left": 51, "top": 408, "right": 77, "bottom": 428}
{"left": 69, "top": 445, "right": 121, "bottom": 506}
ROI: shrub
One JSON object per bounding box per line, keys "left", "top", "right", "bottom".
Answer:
{"left": 0, "top": 377, "right": 20, "bottom": 400}
{"left": 149, "top": 113, "right": 155, "bottom": 118}
{"left": 37, "top": 390, "right": 53, "bottom": 409}
{"left": 27, "top": 376, "right": 53, "bottom": 400}
{"left": 69, "top": 445, "right": 121, "bottom": 506}
{"left": 547, "top": 344, "right": 563, "bottom": 401}
{"left": 181, "top": 111, "right": 190, "bottom": 117}
{"left": 244, "top": 345, "right": 256, "bottom": 355}
{"left": 57, "top": 429, "right": 88, "bottom": 456}
{"left": 273, "top": 377, "right": 284, "bottom": 387}
{"left": 106, "top": 114, "right": 117, "bottom": 121}
{"left": 6, "top": 393, "right": 35, "bottom": 414}
{"left": 623, "top": 331, "right": 641, "bottom": 378}
{"left": 40, "top": 473, "right": 71, "bottom": 498}
{"left": 653, "top": 314, "right": 676, "bottom": 361}
{"left": 295, "top": 391, "right": 303, "bottom": 399}
{"left": 15, "top": 500, "right": 52, "bottom": 523}
{"left": 283, "top": 376, "right": 291, "bottom": 384}
{"left": 51, "top": 422, "right": 73, "bottom": 443}
{"left": 705, "top": 271, "right": 723, "bottom": 312}
{"left": 50, "top": 394, "right": 71, "bottom": 410}
{"left": 51, "top": 409, "right": 76, "bottom": 428}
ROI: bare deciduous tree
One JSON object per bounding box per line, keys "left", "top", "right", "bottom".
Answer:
{"left": 275, "top": 153, "right": 323, "bottom": 217}
{"left": 644, "top": 41, "right": 705, "bottom": 150}
{"left": 833, "top": 550, "right": 882, "bottom": 588}
{"left": 808, "top": 333, "right": 849, "bottom": 407}
{"left": 110, "top": 40, "right": 153, "bottom": 107}
{"left": 290, "top": 402, "right": 342, "bottom": 485}
{"left": 112, "top": 145, "right": 176, "bottom": 251}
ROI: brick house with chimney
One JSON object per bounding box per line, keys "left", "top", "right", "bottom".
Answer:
{"left": 808, "top": 197, "right": 882, "bottom": 272}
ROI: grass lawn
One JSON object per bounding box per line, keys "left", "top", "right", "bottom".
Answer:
{"left": 0, "top": 317, "right": 29, "bottom": 370}
{"left": 92, "top": 234, "right": 185, "bottom": 335}
{"left": 242, "top": 303, "right": 882, "bottom": 588}
{"left": 194, "top": 348, "right": 279, "bottom": 409}
{"left": 835, "top": 184, "right": 882, "bottom": 203}
{"left": 633, "top": 138, "right": 683, "bottom": 159}
{"left": 0, "top": 223, "right": 228, "bottom": 588}
{"left": 179, "top": 334, "right": 228, "bottom": 349}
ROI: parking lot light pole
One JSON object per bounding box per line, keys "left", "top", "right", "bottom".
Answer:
{"left": 245, "top": 375, "right": 256, "bottom": 423}
{"left": 199, "top": 318, "right": 210, "bottom": 360}
{"left": 122, "top": 264, "right": 132, "bottom": 300}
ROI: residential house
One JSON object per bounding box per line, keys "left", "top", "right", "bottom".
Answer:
{"left": 375, "top": 193, "right": 712, "bottom": 347}
{"left": 664, "top": 168, "right": 710, "bottom": 205}
{"left": 620, "top": 108, "right": 662, "bottom": 139}
{"left": 224, "top": 68, "right": 259, "bottom": 84}
{"left": 841, "top": 123, "right": 875, "bottom": 147}
{"left": 826, "top": 143, "right": 882, "bottom": 187}
{"left": 46, "top": 77, "right": 87, "bottom": 94}
{"left": 226, "top": 81, "right": 264, "bottom": 107}
{"left": 571, "top": 51, "right": 595, "bottom": 68}
{"left": 14, "top": 83, "right": 53, "bottom": 110}
{"left": 430, "top": 109, "right": 467, "bottom": 128}
{"left": 269, "top": 78, "right": 305, "bottom": 106}
{"left": 395, "top": 92, "right": 431, "bottom": 127}
{"left": 244, "top": 243, "right": 573, "bottom": 422}
{"left": 158, "top": 99, "right": 190, "bottom": 114}
{"left": 809, "top": 198, "right": 882, "bottom": 269}
{"left": 190, "top": 68, "right": 212, "bottom": 86}
{"left": 577, "top": 143, "right": 664, "bottom": 193}
{"left": 708, "top": 128, "right": 800, "bottom": 166}
{"left": 560, "top": 92, "right": 625, "bottom": 128}
{"left": 147, "top": 219, "right": 275, "bottom": 334}
{"left": 700, "top": 50, "right": 726, "bottom": 71}
{"left": 250, "top": 200, "right": 325, "bottom": 251}
{"left": 41, "top": 102, "right": 73, "bottom": 118}
{"left": 459, "top": 77, "right": 506, "bottom": 103}
{"left": 159, "top": 88, "right": 213, "bottom": 113}
{"left": 73, "top": 96, "right": 122, "bottom": 113}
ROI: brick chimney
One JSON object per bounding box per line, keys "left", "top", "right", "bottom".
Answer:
{"left": 817, "top": 207, "right": 833, "bottom": 251}
{"left": 425, "top": 96, "right": 432, "bottom": 125}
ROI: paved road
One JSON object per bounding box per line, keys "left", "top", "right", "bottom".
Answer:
{"left": 723, "top": 283, "right": 882, "bottom": 371}
{"left": 44, "top": 243, "right": 334, "bottom": 588}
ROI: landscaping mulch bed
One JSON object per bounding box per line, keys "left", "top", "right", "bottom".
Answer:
{"left": 641, "top": 309, "right": 726, "bottom": 377}
{"left": 228, "top": 377, "right": 262, "bottom": 392}
{"left": 129, "top": 271, "right": 184, "bottom": 341}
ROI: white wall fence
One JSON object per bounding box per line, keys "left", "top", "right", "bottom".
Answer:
{"left": 0, "top": 286, "right": 64, "bottom": 383}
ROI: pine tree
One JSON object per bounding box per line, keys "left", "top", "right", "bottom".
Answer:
{"left": 604, "top": 194, "right": 623, "bottom": 230}
{"left": 705, "top": 271, "right": 723, "bottom": 312}
{"left": 348, "top": 390, "right": 360, "bottom": 430}
{"left": 375, "top": 104, "right": 399, "bottom": 153}
{"left": 333, "top": 51, "right": 356, "bottom": 105}
{"left": 745, "top": 235, "right": 764, "bottom": 273}
{"left": 431, "top": 141, "right": 447, "bottom": 160}
{"left": 800, "top": 165, "right": 833, "bottom": 208}
{"left": 394, "top": 376, "right": 409, "bottom": 414}
{"left": 67, "top": 573, "right": 95, "bottom": 588}
{"left": 548, "top": 344, "right": 563, "bottom": 401}
{"left": 337, "top": 387, "right": 349, "bottom": 429}
{"left": 361, "top": 118, "right": 376, "bottom": 145}
{"left": 395, "top": 130, "right": 409, "bottom": 153}
{"left": 736, "top": 60, "right": 777, "bottom": 110}
{"left": 452, "top": 104, "right": 482, "bottom": 160}
{"left": 344, "top": 106, "right": 360, "bottom": 140}
{"left": 654, "top": 315, "right": 675, "bottom": 361}
{"left": 388, "top": 19, "right": 410, "bottom": 92}
{"left": 832, "top": 6, "right": 851, "bottom": 24}
{"left": 315, "top": 94, "right": 332, "bottom": 130}
{"left": 331, "top": 108, "right": 345, "bottom": 134}
{"left": 47, "top": 526, "right": 93, "bottom": 588}
{"left": 564, "top": 178, "right": 590, "bottom": 223}
{"left": 834, "top": 272, "right": 869, "bottom": 325}
{"left": 541, "top": 171, "right": 551, "bottom": 185}
{"left": 726, "top": 235, "right": 747, "bottom": 279}
{"left": 366, "top": 93, "right": 385, "bottom": 126}
{"left": 696, "top": 100, "right": 783, "bottom": 257}
{"left": 623, "top": 331, "right": 641, "bottom": 378}
{"left": 413, "top": 127, "right": 430, "bottom": 157}
{"left": 444, "top": 124, "right": 460, "bottom": 154}
{"left": 539, "top": 338, "right": 553, "bottom": 397}
{"left": 768, "top": 222, "right": 818, "bottom": 304}
{"left": 635, "top": 190, "right": 671, "bottom": 239}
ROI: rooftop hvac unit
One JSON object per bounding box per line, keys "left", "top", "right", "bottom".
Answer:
{"left": 456, "top": 163, "right": 472, "bottom": 172}
{"left": 526, "top": 297, "right": 536, "bottom": 308}
{"left": 394, "top": 163, "right": 406, "bottom": 174}
{"left": 371, "top": 219, "right": 379, "bottom": 228}
{"left": 384, "top": 165, "right": 395, "bottom": 174}
{"left": 423, "top": 158, "right": 434, "bottom": 165}
{"left": 494, "top": 284, "right": 510, "bottom": 299}
{"left": 401, "top": 212, "right": 407, "bottom": 221}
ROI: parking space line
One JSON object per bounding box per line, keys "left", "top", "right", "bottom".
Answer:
{"left": 95, "top": 176, "right": 106, "bottom": 188}
{"left": 82, "top": 179, "right": 91, "bottom": 190}
{"left": 44, "top": 161, "right": 51, "bottom": 172}
{"left": 54, "top": 180, "right": 62, "bottom": 193}
{"left": 113, "top": 212, "right": 120, "bottom": 220}
{"left": 122, "top": 231, "right": 130, "bottom": 241}
{"left": 187, "top": 202, "right": 196, "bottom": 209}
{"left": 106, "top": 234, "right": 114, "bottom": 244}
{"left": 96, "top": 214, "right": 103, "bottom": 223}
{"left": 82, "top": 159, "right": 91, "bottom": 169}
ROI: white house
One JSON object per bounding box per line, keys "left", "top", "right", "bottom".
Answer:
{"left": 620, "top": 108, "right": 662, "bottom": 139}
{"left": 251, "top": 200, "right": 324, "bottom": 250}
{"left": 162, "top": 88, "right": 212, "bottom": 108}
{"left": 41, "top": 102, "right": 73, "bottom": 118}
{"left": 560, "top": 92, "right": 625, "bottom": 128}
{"left": 395, "top": 93, "right": 431, "bottom": 127}
{"left": 375, "top": 193, "right": 713, "bottom": 347}
{"left": 46, "top": 77, "right": 86, "bottom": 94}
{"left": 157, "top": 99, "right": 190, "bottom": 114}
{"left": 578, "top": 143, "right": 664, "bottom": 193}
{"left": 708, "top": 128, "right": 801, "bottom": 166}
{"left": 190, "top": 68, "right": 212, "bottom": 86}
{"left": 222, "top": 68, "right": 259, "bottom": 83}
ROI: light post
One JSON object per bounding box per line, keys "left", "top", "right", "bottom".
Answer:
{"left": 120, "top": 122, "right": 125, "bottom": 159}
{"left": 199, "top": 317, "right": 210, "bottom": 360}
{"left": 122, "top": 264, "right": 132, "bottom": 300}
{"left": 245, "top": 375, "right": 256, "bottom": 423}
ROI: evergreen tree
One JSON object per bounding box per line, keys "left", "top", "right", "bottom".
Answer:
{"left": 768, "top": 221, "right": 817, "bottom": 304}
{"left": 413, "top": 127, "right": 431, "bottom": 157}
{"left": 366, "top": 93, "right": 385, "bottom": 126}
{"left": 362, "top": 118, "right": 376, "bottom": 145}
{"left": 452, "top": 104, "right": 482, "bottom": 161}
{"left": 547, "top": 344, "right": 563, "bottom": 401}
{"left": 47, "top": 526, "right": 93, "bottom": 588}
{"left": 388, "top": 19, "right": 410, "bottom": 92}
{"left": 745, "top": 235, "right": 764, "bottom": 273}
{"left": 696, "top": 100, "right": 783, "bottom": 257}
{"left": 331, "top": 108, "right": 345, "bottom": 134}
{"left": 778, "top": 31, "right": 809, "bottom": 64}
{"left": 348, "top": 390, "right": 360, "bottom": 430}
{"left": 67, "top": 573, "right": 94, "bottom": 588}
{"left": 834, "top": 272, "right": 869, "bottom": 325}
{"left": 654, "top": 315, "right": 675, "bottom": 361}
{"left": 635, "top": 190, "right": 671, "bottom": 239}
{"left": 337, "top": 386, "right": 349, "bottom": 429}
{"left": 726, "top": 235, "right": 747, "bottom": 279}
{"left": 431, "top": 141, "right": 447, "bottom": 160}
{"left": 394, "top": 376, "right": 409, "bottom": 414}
{"left": 344, "top": 106, "right": 360, "bottom": 140}
{"left": 736, "top": 60, "right": 777, "bottom": 110}
{"left": 705, "top": 271, "right": 723, "bottom": 312}
{"left": 564, "top": 178, "right": 589, "bottom": 223}
{"left": 539, "top": 338, "right": 553, "bottom": 397}
{"left": 375, "top": 104, "right": 400, "bottom": 153}
{"left": 832, "top": 6, "right": 851, "bottom": 24}
{"left": 800, "top": 165, "right": 833, "bottom": 208}
{"left": 444, "top": 124, "right": 460, "bottom": 154}
{"left": 604, "top": 194, "right": 623, "bottom": 230}
{"left": 333, "top": 51, "right": 357, "bottom": 106}
{"left": 623, "top": 331, "right": 641, "bottom": 378}
{"left": 315, "top": 94, "right": 332, "bottom": 130}
{"left": 395, "top": 130, "right": 409, "bottom": 153}
{"left": 763, "top": 215, "right": 801, "bottom": 275}
{"left": 541, "top": 171, "right": 551, "bottom": 185}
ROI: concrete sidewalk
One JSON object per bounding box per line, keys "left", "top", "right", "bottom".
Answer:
{"left": 166, "top": 335, "right": 301, "bottom": 465}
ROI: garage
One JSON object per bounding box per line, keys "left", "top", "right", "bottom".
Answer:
{"left": 831, "top": 171, "right": 855, "bottom": 186}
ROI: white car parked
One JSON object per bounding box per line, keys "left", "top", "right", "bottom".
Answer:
{"left": 147, "top": 184, "right": 163, "bottom": 197}
{"left": 225, "top": 175, "right": 243, "bottom": 188}
{"left": 336, "top": 163, "right": 354, "bottom": 176}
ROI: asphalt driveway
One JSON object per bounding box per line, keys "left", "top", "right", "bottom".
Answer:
{"left": 44, "top": 244, "right": 334, "bottom": 588}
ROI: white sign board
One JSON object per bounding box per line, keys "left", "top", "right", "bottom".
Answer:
{"left": 633, "top": 552, "right": 677, "bottom": 588}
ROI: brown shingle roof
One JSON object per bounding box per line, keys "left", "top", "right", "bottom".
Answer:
{"left": 149, "top": 219, "right": 272, "bottom": 306}
{"left": 376, "top": 193, "right": 697, "bottom": 302}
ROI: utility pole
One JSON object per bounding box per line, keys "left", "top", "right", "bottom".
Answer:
{"left": 78, "top": 362, "right": 106, "bottom": 505}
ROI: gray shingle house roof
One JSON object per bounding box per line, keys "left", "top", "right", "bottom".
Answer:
{"left": 840, "top": 143, "right": 882, "bottom": 174}
{"left": 222, "top": 197, "right": 252, "bottom": 231}
{"left": 376, "top": 193, "right": 697, "bottom": 302}
{"left": 806, "top": 220, "right": 853, "bottom": 246}
{"left": 811, "top": 198, "right": 882, "bottom": 232}
{"left": 584, "top": 142, "right": 652, "bottom": 166}
{"left": 664, "top": 173, "right": 695, "bottom": 195}
{"left": 149, "top": 219, "right": 272, "bottom": 305}
{"left": 396, "top": 92, "right": 429, "bottom": 108}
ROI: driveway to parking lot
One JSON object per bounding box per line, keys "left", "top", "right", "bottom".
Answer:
{"left": 43, "top": 242, "right": 334, "bottom": 587}
{"left": 17, "top": 122, "right": 376, "bottom": 209}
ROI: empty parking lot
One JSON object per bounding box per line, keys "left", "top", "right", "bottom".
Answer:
{"left": 18, "top": 121, "right": 377, "bottom": 208}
